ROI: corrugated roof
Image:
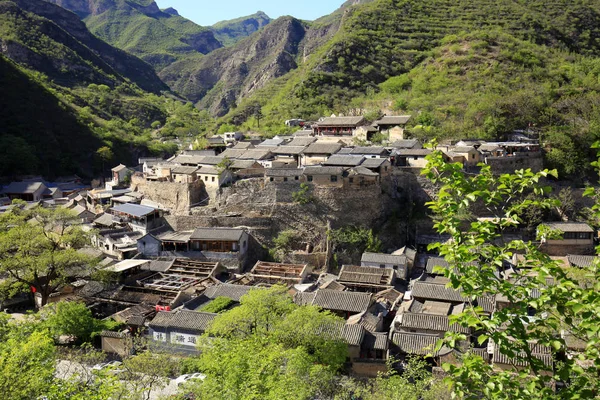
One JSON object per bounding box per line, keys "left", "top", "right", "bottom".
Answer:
{"left": 492, "top": 342, "right": 552, "bottom": 367}
{"left": 317, "top": 116, "right": 365, "bottom": 127}
{"left": 302, "top": 142, "right": 342, "bottom": 155}
{"left": 204, "top": 283, "right": 255, "bottom": 302}
{"left": 311, "top": 290, "right": 372, "bottom": 313}
{"left": 190, "top": 228, "right": 245, "bottom": 241}
{"left": 411, "top": 282, "right": 467, "bottom": 302}
{"left": 391, "top": 332, "right": 452, "bottom": 356}
{"left": 374, "top": 116, "right": 411, "bottom": 126}
{"left": 361, "top": 252, "right": 407, "bottom": 266}
{"left": 542, "top": 222, "right": 594, "bottom": 233}
{"left": 398, "top": 312, "right": 470, "bottom": 334}
{"left": 112, "top": 203, "right": 157, "bottom": 218}
{"left": 323, "top": 155, "right": 364, "bottom": 167}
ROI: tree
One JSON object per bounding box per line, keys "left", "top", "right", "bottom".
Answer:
{"left": 96, "top": 146, "right": 113, "bottom": 181}
{"left": 422, "top": 147, "right": 600, "bottom": 398}
{"left": 0, "top": 206, "right": 95, "bottom": 306}
{"left": 40, "top": 301, "right": 119, "bottom": 343}
{"left": 119, "top": 351, "right": 178, "bottom": 400}
{"left": 292, "top": 183, "right": 313, "bottom": 204}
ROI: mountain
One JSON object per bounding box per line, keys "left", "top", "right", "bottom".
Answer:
{"left": 45, "top": 0, "right": 223, "bottom": 70}
{"left": 211, "top": 11, "right": 272, "bottom": 47}
{"left": 160, "top": 16, "right": 308, "bottom": 116}
{"left": 0, "top": 0, "right": 167, "bottom": 92}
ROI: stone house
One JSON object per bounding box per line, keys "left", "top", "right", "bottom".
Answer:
{"left": 2, "top": 181, "right": 48, "bottom": 202}
{"left": 313, "top": 116, "right": 366, "bottom": 136}
{"left": 361, "top": 252, "right": 409, "bottom": 280}
{"left": 444, "top": 146, "right": 482, "bottom": 168}
{"left": 272, "top": 146, "right": 307, "bottom": 168}
{"left": 230, "top": 160, "right": 264, "bottom": 179}
{"left": 361, "top": 158, "right": 391, "bottom": 177}
{"left": 323, "top": 155, "right": 365, "bottom": 168}
{"left": 110, "top": 203, "right": 164, "bottom": 235}
{"left": 346, "top": 167, "right": 380, "bottom": 187}
{"left": 392, "top": 149, "right": 432, "bottom": 168}
{"left": 110, "top": 164, "right": 132, "bottom": 187}
{"left": 294, "top": 289, "right": 373, "bottom": 319}
{"left": 373, "top": 115, "right": 411, "bottom": 142}
{"left": 393, "top": 312, "right": 471, "bottom": 336}
{"left": 300, "top": 142, "right": 342, "bottom": 166}
{"left": 148, "top": 310, "right": 217, "bottom": 354}
{"left": 539, "top": 222, "right": 595, "bottom": 256}
{"left": 197, "top": 166, "right": 232, "bottom": 188}
{"left": 265, "top": 168, "right": 304, "bottom": 183}
{"left": 303, "top": 166, "right": 345, "bottom": 187}
{"left": 170, "top": 166, "right": 198, "bottom": 183}
{"left": 348, "top": 146, "right": 389, "bottom": 159}
{"left": 336, "top": 265, "right": 395, "bottom": 293}
{"left": 353, "top": 125, "right": 379, "bottom": 142}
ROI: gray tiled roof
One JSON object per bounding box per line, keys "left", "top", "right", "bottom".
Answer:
{"left": 302, "top": 142, "right": 342, "bottom": 155}
{"left": 542, "top": 222, "right": 594, "bottom": 233}
{"left": 149, "top": 310, "right": 217, "bottom": 332}
{"left": 239, "top": 149, "right": 274, "bottom": 160}
{"left": 2, "top": 181, "right": 46, "bottom": 194}
{"left": 394, "top": 149, "right": 432, "bottom": 156}
{"left": 567, "top": 254, "right": 598, "bottom": 268}
{"left": 398, "top": 312, "right": 470, "bottom": 334}
{"left": 303, "top": 166, "right": 344, "bottom": 176}
{"left": 338, "top": 265, "right": 394, "bottom": 285}
{"left": 339, "top": 324, "right": 365, "bottom": 346}
{"left": 492, "top": 342, "right": 552, "bottom": 367}
{"left": 349, "top": 147, "right": 388, "bottom": 156}
{"left": 362, "top": 331, "right": 389, "bottom": 350}
{"left": 220, "top": 149, "right": 247, "bottom": 159}
{"left": 391, "top": 332, "right": 452, "bottom": 356}
{"left": 231, "top": 160, "right": 261, "bottom": 169}
{"left": 374, "top": 115, "right": 411, "bottom": 126}
{"left": 311, "top": 289, "right": 372, "bottom": 313}
{"left": 288, "top": 137, "right": 317, "bottom": 147}
{"left": 171, "top": 166, "right": 198, "bottom": 175}
{"left": 265, "top": 168, "right": 303, "bottom": 177}
{"left": 361, "top": 158, "right": 388, "bottom": 168}
{"left": 197, "top": 156, "right": 225, "bottom": 165}
{"left": 204, "top": 283, "right": 255, "bottom": 302}
{"left": 411, "top": 281, "right": 467, "bottom": 302}
{"left": 476, "top": 296, "right": 495, "bottom": 314}
{"left": 190, "top": 228, "right": 245, "bottom": 242}
{"left": 452, "top": 146, "right": 477, "bottom": 153}
{"left": 317, "top": 116, "right": 365, "bottom": 127}
{"left": 350, "top": 166, "right": 379, "bottom": 177}
{"left": 294, "top": 291, "right": 315, "bottom": 306}
{"left": 425, "top": 257, "right": 450, "bottom": 274}
{"left": 323, "top": 155, "right": 365, "bottom": 167}
{"left": 232, "top": 142, "right": 254, "bottom": 149}
{"left": 272, "top": 146, "right": 307, "bottom": 155}
{"left": 258, "top": 138, "right": 285, "bottom": 147}
{"left": 112, "top": 203, "right": 157, "bottom": 218}
{"left": 390, "top": 139, "right": 421, "bottom": 149}
{"left": 361, "top": 252, "right": 407, "bottom": 266}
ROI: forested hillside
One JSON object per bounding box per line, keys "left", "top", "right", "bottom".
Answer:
{"left": 211, "top": 11, "right": 272, "bottom": 47}
{"left": 0, "top": 0, "right": 215, "bottom": 178}
{"left": 45, "top": 0, "right": 223, "bottom": 71}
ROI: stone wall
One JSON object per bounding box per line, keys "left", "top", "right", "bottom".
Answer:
{"left": 131, "top": 176, "right": 207, "bottom": 215}
{"left": 484, "top": 154, "right": 544, "bottom": 174}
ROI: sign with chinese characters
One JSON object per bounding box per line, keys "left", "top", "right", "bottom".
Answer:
{"left": 170, "top": 331, "right": 199, "bottom": 347}
{"left": 153, "top": 331, "right": 167, "bottom": 342}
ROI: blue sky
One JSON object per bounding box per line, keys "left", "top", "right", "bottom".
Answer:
{"left": 155, "top": 0, "right": 343, "bottom": 26}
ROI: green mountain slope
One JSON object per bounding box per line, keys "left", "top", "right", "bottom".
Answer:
{"left": 211, "top": 11, "right": 272, "bottom": 47}
{"left": 0, "top": 0, "right": 166, "bottom": 92}
{"left": 0, "top": 0, "right": 212, "bottom": 178}
{"left": 231, "top": 0, "right": 600, "bottom": 124}
{"left": 46, "top": 0, "right": 222, "bottom": 71}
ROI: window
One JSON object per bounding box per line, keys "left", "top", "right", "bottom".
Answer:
{"left": 380, "top": 264, "right": 385, "bottom": 268}
{"left": 384, "top": 166, "right": 388, "bottom": 171}
{"left": 212, "top": 177, "right": 215, "bottom": 182}
{"left": 330, "top": 175, "right": 338, "bottom": 182}
{"left": 307, "top": 175, "right": 313, "bottom": 182}
{"left": 349, "top": 177, "right": 354, "bottom": 183}
{"left": 471, "top": 154, "right": 475, "bottom": 159}
{"left": 204, "top": 176, "right": 208, "bottom": 181}
{"left": 284, "top": 177, "right": 288, "bottom": 182}
{"left": 414, "top": 156, "right": 418, "bottom": 160}
{"left": 294, "top": 176, "right": 299, "bottom": 180}
{"left": 270, "top": 177, "right": 274, "bottom": 182}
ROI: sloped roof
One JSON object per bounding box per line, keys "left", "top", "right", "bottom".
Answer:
{"left": 567, "top": 254, "right": 598, "bottom": 268}
{"left": 231, "top": 159, "right": 262, "bottom": 169}
{"left": 411, "top": 281, "right": 467, "bottom": 302}
{"left": 220, "top": 149, "right": 247, "bottom": 159}
{"left": 425, "top": 257, "right": 450, "bottom": 274}
{"left": 302, "top": 142, "right": 342, "bottom": 155}
{"left": 197, "top": 156, "right": 225, "bottom": 165}
{"left": 323, "top": 155, "right": 365, "bottom": 167}
{"left": 111, "top": 164, "right": 128, "bottom": 172}
{"left": 303, "top": 166, "right": 345, "bottom": 176}
{"left": 350, "top": 147, "right": 388, "bottom": 156}
{"left": 338, "top": 265, "right": 394, "bottom": 286}
{"left": 232, "top": 142, "right": 255, "bottom": 149}
{"left": 452, "top": 146, "right": 477, "bottom": 153}
{"left": 362, "top": 331, "right": 389, "bottom": 350}
{"left": 361, "top": 158, "right": 388, "bottom": 168}
{"left": 391, "top": 332, "right": 452, "bottom": 356}
{"left": 265, "top": 168, "right": 303, "bottom": 177}
{"left": 93, "top": 213, "right": 116, "bottom": 227}
{"left": 390, "top": 139, "right": 421, "bottom": 149}
{"left": 542, "top": 222, "right": 594, "bottom": 233}
{"left": 394, "top": 149, "right": 432, "bottom": 156}
{"left": 111, "top": 203, "right": 157, "bottom": 218}
{"left": 310, "top": 290, "right": 372, "bottom": 313}
{"left": 273, "top": 146, "right": 307, "bottom": 155}
{"left": 203, "top": 283, "right": 255, "bottom": 302}
{"left": 398, "top": 312, "right": 470, "bottom": 334}
{"left": 2, "top": 181, "right": 46, "bottom": 194}
{"left": 361, "top": 252, "right": 407, "bottom": 265}
{"left": 171, "top": 166, "right": 198, "bottom": 175}
{"left": 149, "top": 310, "right": 217, "bottom": 332}
{"left": 239, "top": 149, "right": 274, "bottom": 160}
{"left": 374, "top": 115, "right": 411, "bottom": 126}
{"left": 350, "top": 166, "right": 379, "bottom": 177}
{"left": 190, "top": 228, "right": 245, "bottom": 241}
{"left": 258, "top": 138, "right": 285, "bottom": 147}
{"left": 317, "top": 116, "right": 365, "bottom": 127}
{"left": 288, "top": 137, "right": 317, "bottom": 147}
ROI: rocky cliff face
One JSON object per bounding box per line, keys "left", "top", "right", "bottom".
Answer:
{"left": 0, "top": 0, "right": 167, "bottom": 92}
{"left": 160, "top": 16, "right": 307, "bottom": 116}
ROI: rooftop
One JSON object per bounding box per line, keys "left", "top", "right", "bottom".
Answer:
{"left": 397, "top": 312, "right": 470, "bottom": 334}
{"left": 299, "top": 289, "right": 372, "bottom": 313}
{"left": 303, "top": 142, "right": 342, "bottom": 155}
{"left": 391, "top": 332, "right": 452, "bottom": 356}
{"left": 323, "top": 155, "right": 365, "bottom": 167}
{"left": 149, "top": 310, "right": 217, "bottom": 332}
{"left": 541, "top": 222, "right": 594, "bottom": 233}
{"left": 374, "top": 115, "right": 411, "bottom": 126}
{"left": 265, "top": 168, "right": 304, "bottom": 177}
{"left": 317, "top": 116, "right": 365, "bottom": 127}
{"left": 111, "top": 203, "right": 158, "bottom": 218}
{"left": 2, "top": 181, "right": 46, "bottom": 194}
{"left": 338, "top": 265, "right": 394, "bottom": 286}
{"left": 411, "top": 281, "right": 467, "bottom": 303}
{"left": 303, "top": 166, "right": 345, "bottom": 176}
{"left": 204, "top": 283, "right": 255, "bottom": 302}
{"left": 361, "top": 252, "right": 407, "bottom": 266}
{"left": 190, "top": 227, "right": 245, "bottom": 242}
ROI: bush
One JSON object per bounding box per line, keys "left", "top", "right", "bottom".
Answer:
{"left": 200, "top": 297, "right": 234, "bottom": 313}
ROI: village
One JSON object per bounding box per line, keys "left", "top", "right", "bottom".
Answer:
{"left": 0, "top": 114, "right": 588, "bottom": 379}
